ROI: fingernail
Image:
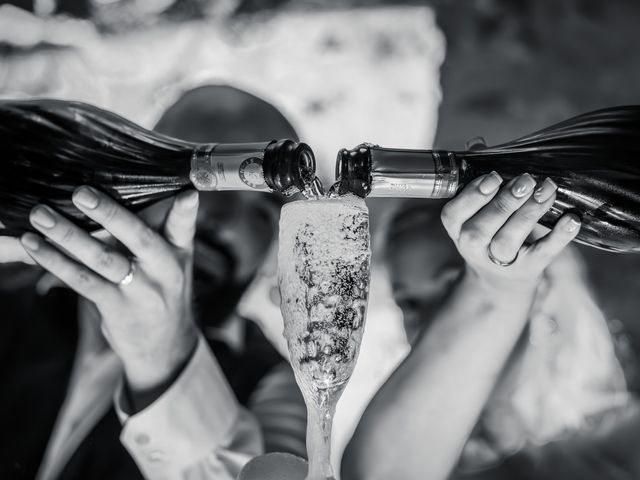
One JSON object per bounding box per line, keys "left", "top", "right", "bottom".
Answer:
{"left": 73, "top": 187, "right": 99, "bottom": 210}
{"left": 21, "top": 233, "right": 40, "bottom": 251}
{"left": 179, "top": 190, "right": 199, "bottom": 208}
{"left": 563, "top": 214, "right": 581, "bottom": 232}
{"left": 479, "top": 171, "right": 503, "bottom": 195}
{"left": 511, "top": 174, "right": 536, "bottom": 198}
{"left": 533, "top": 178, "right": 558, "bottom": 203}
{"left": 30, "top": 206, "right": 56, "bottom": 229}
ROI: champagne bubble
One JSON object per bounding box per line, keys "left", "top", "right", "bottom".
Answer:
{"left": 307, "top": 340, "right": 318, "bottom": 358}
{"left": 324, "top": 295, "right": 340, "bottom": 308}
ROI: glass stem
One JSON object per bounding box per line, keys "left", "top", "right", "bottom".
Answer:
{"left": 305, "top": 390, "right": 337, "bottom": 480}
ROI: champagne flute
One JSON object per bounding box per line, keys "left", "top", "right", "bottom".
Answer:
{"left": 278, "top": 195, "right": 371, "bottom": 480}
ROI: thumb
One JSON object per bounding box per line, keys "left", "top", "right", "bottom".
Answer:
{"left": 0, "top": 236, "right": 37, "bottom": 264}
{"left": 164, "top": 190, "right": 199, "bottom": 250}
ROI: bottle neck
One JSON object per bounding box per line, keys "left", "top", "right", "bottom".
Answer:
{"left": 189, "top": 140, "right": 317, "bottom": 195}
{"left": 334, "top": 145, "right": 461, "bottom": 198}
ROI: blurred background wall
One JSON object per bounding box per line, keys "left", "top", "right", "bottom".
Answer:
{"left": 2, "top": 0, "right": 640, "bottom": 468}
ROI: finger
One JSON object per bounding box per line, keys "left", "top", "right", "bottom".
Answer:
{"left": 72, "top": 186, "right": 172, "bottom": 269}
{"left": 164, "top": 190, "right": 199, "bottom": 250}
{"left": 0, "top": 236, "right": 36, "bottom": 264}
{"left": 529, "top": 224, "right": 551, "bottom": 242}
{"left": 489, "top": 178, "right": 558, "bottom": 262}
{"left": 20, "top": 232, "right": 115, "bottom": 303}
{"left": 440, "top": 171, "right": 503, "bottom": 240}
{"left": 465, "top": 136, "right": 487, "bottom": 151}
{"left": 460, "top": 173, "right": 537, "bottom": 250}
{"left": 523, "top": 213, "right": 581, "bottom": 264}
{"left": 29, "top": 205, "right": 131, "bottom": 284}
{"left": 544, "top": 244, "right": 586, "bottom": 280}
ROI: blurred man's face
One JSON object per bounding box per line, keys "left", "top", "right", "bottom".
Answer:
{"left": 194, "top": 191, "right": 275, "bottom": 282}
{"left": 192, "top": 192, "right": 277, "bottom": 325}
{"left": 135, "top": 190, "right": 277, "bottom": 325}
{"left": 386, "top": 215, "right": 463, "bottom": 344}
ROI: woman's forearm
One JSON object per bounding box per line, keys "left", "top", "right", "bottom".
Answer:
{"left": 342, "top": 271, "right": 536, "bottom": 480}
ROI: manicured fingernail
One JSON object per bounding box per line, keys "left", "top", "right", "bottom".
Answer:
{"left": 511, "top": 174, "right": 536, "bottom": 198}
{"left": 533, "top": 178, "right": 558, "bottom": 203}
{"left": 179, "top": 190, "right": 199, "bottom": 208}
{"left": 30, "top": 206, "right": 56, "bottom": 229}
{"left": 21, "top": 233, "right": 40, "bottom": 251}
{"left": 73, "top": 187, "right": 99, "bottom": 210}
{"left": 479, "top": 171, "right": 503, "bottom": 195}
{"left": 563, "top": 214, "right": 581, "bottom": 232}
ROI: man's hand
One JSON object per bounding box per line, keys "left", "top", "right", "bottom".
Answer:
{"left": 20, "top": 186, "right": 200, "bottom": 399}
{"left": 440, "top": 171, "right": 581, "bottom": 294}
{"left": 0, "top": 236, "right": 35, "bottom": 264}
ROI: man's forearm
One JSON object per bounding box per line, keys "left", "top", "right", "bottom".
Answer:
{"left": 124, "top": 318, "right": 199, "bottom": 412}
{"left": 342, "top": 271, "right": 536, "bottom": 480}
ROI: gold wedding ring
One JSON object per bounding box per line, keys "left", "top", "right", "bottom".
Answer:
{"left": 487, "top": 245, "right": 518, "bottom": 267}
{"left": 118, "top": 261, "right": 136, "bottom": 286}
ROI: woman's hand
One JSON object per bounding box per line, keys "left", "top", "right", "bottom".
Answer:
{"left": 20, "top": 186, "right": 200, "bottom": 395}
{"left": 440, "top": 171, "right": 581, "bottom": 294}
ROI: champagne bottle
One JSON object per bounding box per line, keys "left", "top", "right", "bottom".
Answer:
{"left": 0, "top": 99, "right": 318, "bottom": 236}
{"left": 331, "top": 106, "right": 640, "bottom": 253}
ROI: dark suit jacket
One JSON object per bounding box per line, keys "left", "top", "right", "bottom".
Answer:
{"left": 0, "top": 282, "right": 283, "bottom": 480}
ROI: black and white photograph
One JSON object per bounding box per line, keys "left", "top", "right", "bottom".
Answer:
{"left": 1, "top": 0, "right": 639, "bottom": 479}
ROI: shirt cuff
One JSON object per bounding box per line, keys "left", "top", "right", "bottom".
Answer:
{"left": 114, "top": 335, "right": 242, "bottom": 477}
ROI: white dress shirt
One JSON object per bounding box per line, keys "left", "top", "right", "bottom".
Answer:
{"left": 115, "top": 335, "right": 263, "bottom": 480}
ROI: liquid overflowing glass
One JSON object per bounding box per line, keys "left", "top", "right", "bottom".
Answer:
{"left": 278, "top": 195, "right": 371, "bottom": 480}
{"left": 301, "top": 176, "right": 327, "bottom": 199}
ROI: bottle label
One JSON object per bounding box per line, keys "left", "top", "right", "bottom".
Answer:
{"left": 190, "top": 145, "right": 218, "bottom": 190}
{"left": 368, "top": 148, "right": 459, "bottom": 198}
{"left": 190, "top": 143, "right": 270, "bottom": 192}
{"left": 239, "top": 157, "right": 267, "bottom": 189}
